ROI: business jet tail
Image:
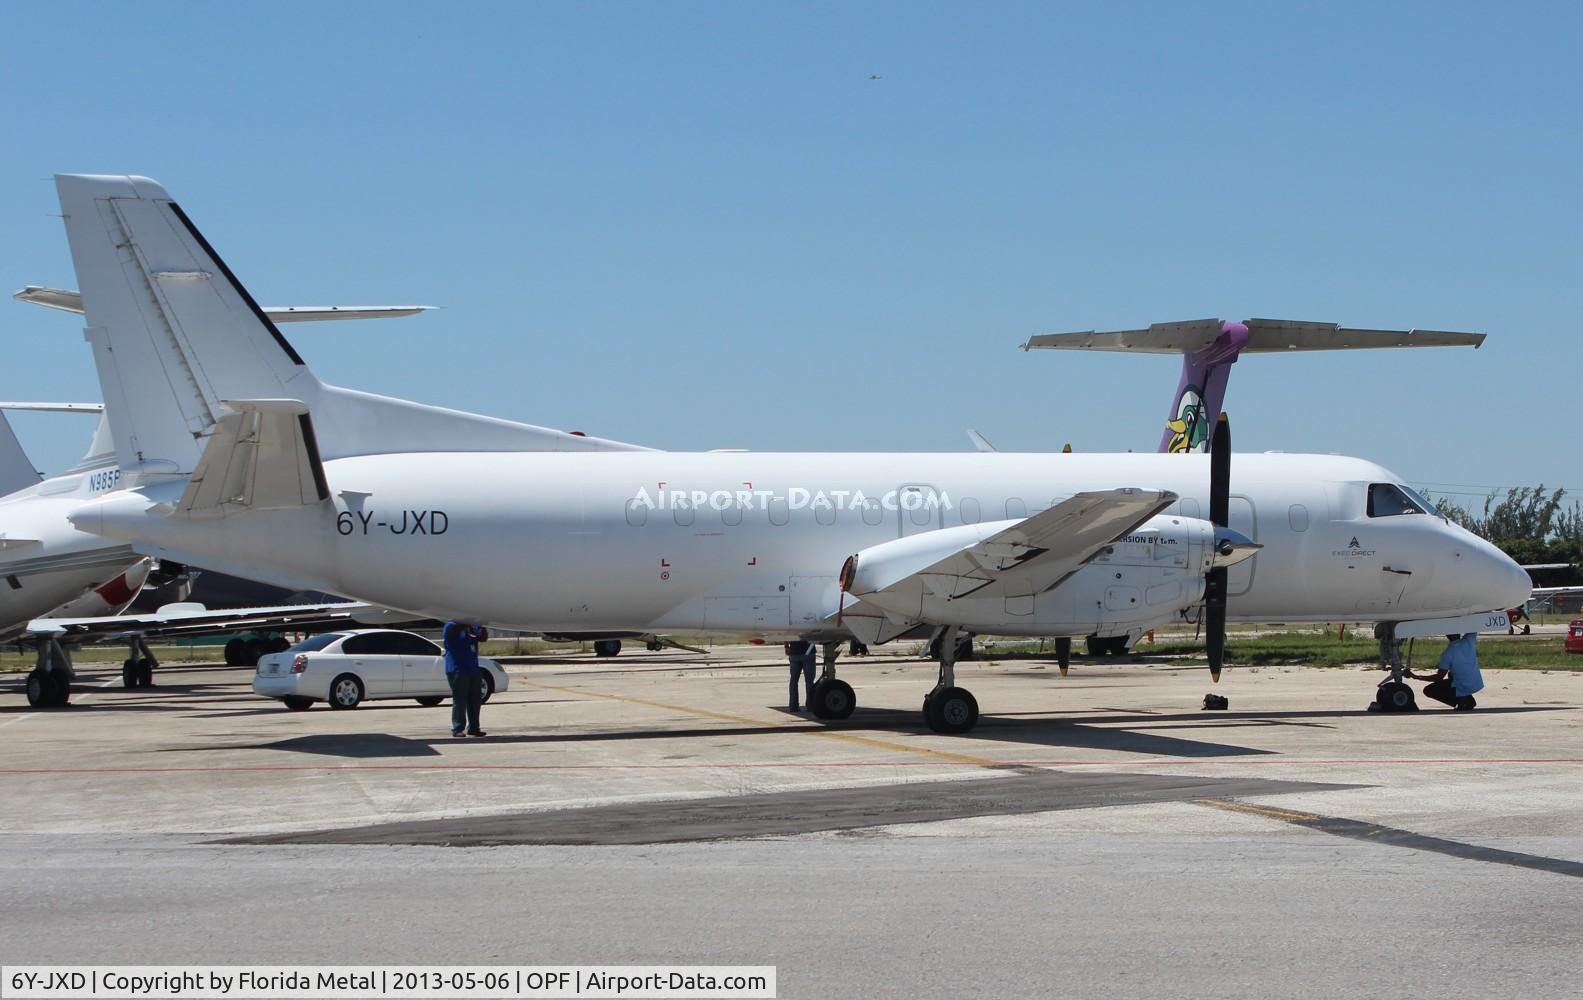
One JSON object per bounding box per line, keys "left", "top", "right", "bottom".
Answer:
{"left": 54, "top": 174, "right": 647, "bottom": 486}
{"left": 0, "top": 412, "right": 42, "bottom": 496}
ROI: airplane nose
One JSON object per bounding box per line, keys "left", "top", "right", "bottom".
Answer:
{"left": 1474, "top": 540, "right": 1532, "bottom": 611}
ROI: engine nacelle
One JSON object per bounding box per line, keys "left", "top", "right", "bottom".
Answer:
{"left": 844, "top": 514, "right": 1217, "bottom": 637}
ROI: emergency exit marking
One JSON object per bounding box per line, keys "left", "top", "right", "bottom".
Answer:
{"left": 747, "top": 556, "right": 757, "bottom": 566}
{"left": 660, "top": 558, "right": 670, "bottom": 567}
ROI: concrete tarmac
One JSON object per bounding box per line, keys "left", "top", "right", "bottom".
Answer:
{"left": 2, "top": 645, "right": 1581, "bottom": 997}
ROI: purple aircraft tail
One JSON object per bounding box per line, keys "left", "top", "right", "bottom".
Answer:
{"left": 1021, "top": 318, "right": 1486, "bottom": 454}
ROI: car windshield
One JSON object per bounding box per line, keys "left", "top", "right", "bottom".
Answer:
{"left": 288, "top": 632, "right": 346, "bottom": 653}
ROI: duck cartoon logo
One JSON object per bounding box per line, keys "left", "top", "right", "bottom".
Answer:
{"left": 1165, "top": 385, "right": 1210, "bottom": 453}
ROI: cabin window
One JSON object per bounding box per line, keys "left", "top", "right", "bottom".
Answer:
{"left": 959, "top": 497, "right": 981, "bottom": 524}
{"left": 673, "top": 497, "right": 695, "bottom": 527}
{"left": 624, "top": 499, "right": 648, "bottom": 527}
{"left": 1179, "top": 497, "right": 1201, "bottom": 519}
{"left": 814, "top": 501, "right": 836, "bottom": 526}
{"left": 1005, "top": 498, "right": 1027, "bottom": 519}
{"left": 1288, "top": 503, "right": 1309, "bottom": 532}
{"left": 721, "top": 502, "right": 743, "bottom": 527}
{"left": 860, "top": 498, "right": 883, "bottom": 526}
{"left": 768, "top": 496, "right": 790, "bottom": 526}
{"left": 1367, "top": 483, "right": 1429, "bottom": 518}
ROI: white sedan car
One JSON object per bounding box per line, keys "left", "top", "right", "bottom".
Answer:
{"left": 252, "top": 629, "right": 508, "bottom": 711}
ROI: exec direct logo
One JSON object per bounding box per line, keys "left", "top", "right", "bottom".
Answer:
{"left": 629, "top": 486, "right": 954, "bottom": 512}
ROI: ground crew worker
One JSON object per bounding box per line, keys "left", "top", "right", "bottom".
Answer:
{"left": 444, "top": 621, "right": 490, "bottom": 736}
{"left": 785, "top": 639, "right": 816, "bottom": 712}
{"left": 1411, "top": 632, "right": 1484, "bottom": 710}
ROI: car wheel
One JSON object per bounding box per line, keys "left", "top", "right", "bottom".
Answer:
{"left": 283, "top": 696, "right": 314, "bottom": 711}
{"left": 478, "top": 671, "right": 495, "bottom": 703}
{"left": 415, "top": 696, "right": 444, "bottom": 707}
{"left": 328, "top": 673, "right": 364, "bottom": 709}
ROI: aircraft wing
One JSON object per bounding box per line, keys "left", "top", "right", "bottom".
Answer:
{"left": 860, "top": 488, "right": 1177, "bottom": 607}
{"left": 13, "top": 286, "right": 433, "bottom": 323}
{"left": 24, "top": 600, "right": 382, "bottom": 642}
{"left": 1022, "top": 318, "right": 1484, "bottom": 354}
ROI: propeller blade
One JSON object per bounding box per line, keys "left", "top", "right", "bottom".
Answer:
{"left": 1206, "top": 567, "right": 1227, "bottom": 682}
{"left": 1210, "top": 412, "right": 1230, "bottom": 527}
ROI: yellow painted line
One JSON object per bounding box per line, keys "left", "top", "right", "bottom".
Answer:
{"left": 1197, "top": 798, "right": 1318, "bottom": 823}
{"left": 522, "top": 679, "right": 1003, "bottom": 769}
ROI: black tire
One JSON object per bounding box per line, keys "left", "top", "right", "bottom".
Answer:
{"left": 242, "top": 639, "right": 263, "bottom": 668}
{"left": 283, "top": 696, "right": 314, "bottom": 711}
{"left": 25, "top": 671, "right": 59, "bottom": 708}
{"left": 266, "top": 636, "right": 291, "bottom": 655}
{"left": 593, "top": 639, "right": 622, "bottom": 657}
{"left": 224, "top": 638, "right": 244, "bottom": 666}
{"left": 51, "top": 671, "right": 70, "bottom": 705}
{"left": 136, "top": 659, "right": 154, "bottom": 687}
{"left": 954, "top": 636, "right": 975, "bottom": 662}
{"left": 478, "top": 671, "right": 495, "bottom": 703}
{"left": 645, "top": 639, "right": 664, "bottom": 652}
{"left": 122, "top": 659, "right": 137, "bottom": 689}
{"left": 925, "top": 686, "right": 979, "bottom": 735}
{"left": 415, "top": 696, "right": 444, "bottom": 707}
{"left": 809, "top": 678, "right": 855, "bottom": 720}
{"left": 1377, "top": 681, "right": 1417, "bottom": 712}
{"left": 327, "top": 673, "right": 364, "bottom": 710}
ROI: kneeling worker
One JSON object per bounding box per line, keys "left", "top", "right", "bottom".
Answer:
{"left": 444, "top": 620, "right": 491, "bottom": 736}
{"left": 1412, "top": 632, "right": 1484, "bottom": 710}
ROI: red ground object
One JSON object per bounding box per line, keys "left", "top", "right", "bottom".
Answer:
{"left": 1566, "top": 620, "right": 1583, "bottom": 655}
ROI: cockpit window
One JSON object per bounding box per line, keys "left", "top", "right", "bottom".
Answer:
{"left": 1367, "top": 483, "right": 1430, "bottom": 517}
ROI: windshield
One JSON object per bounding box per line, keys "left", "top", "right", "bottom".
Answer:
{"left": 288, "top": 632, "right": 346, "bottom": 653}
{"left": 1367, "top": 483, "right": 1430, "bottom": 517}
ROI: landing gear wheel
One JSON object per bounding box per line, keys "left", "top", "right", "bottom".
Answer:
{"left": 646, "top": 639, "right": 664, "bottom": 652}
{"left": 593, "top": 639, "right": 622, "bottom": 657}
{"left": 242, "top": 639, "right": 263, "bottom": 668}
{"left": 328, "top": 674, "right": 364, "bottom": 710}
{"left": 925, "top": 686, "right": 979, "bottom": 734}
{"left": 135, "top": 659, "right": 154, "bottom": 687}
{"left": 478, "top": 671, "right": 496, "bottom": 703}
{"left": 283, "top": 696, "right": 314, "bottom": 711}
{"left": 1086, "top": 635, "right": 1129, "bottom": 657}
{"left": 122, "top": 659, "right": 137, "bottom": 688}
{"left": 25, "top": 670, "right": 61, "bottom": 708}
{"left": 808, "top": 678, "right": 855, "bottom": 720}
{"left": 1375, "top": 681, "right": 1418, "bottom": 713}
{"left": 223, "top": 638, "right": 244, "bottom": 666}
{"left": 415, "top": 696, "right": 444, "bottom": 707}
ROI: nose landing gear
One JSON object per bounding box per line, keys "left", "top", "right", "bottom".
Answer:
{"left": 1370, "top": 624, "right": 1418, "bottom": 712}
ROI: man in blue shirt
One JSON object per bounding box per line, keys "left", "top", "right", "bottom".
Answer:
{"left": 444, "top": 621, "right": 490, "bottom": 736}
{"left": 1413, "top": 633, "right": 1484, "bottom": 710}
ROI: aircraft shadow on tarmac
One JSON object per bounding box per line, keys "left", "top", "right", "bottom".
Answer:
{"left": 175, "top": 703, "right": 1572, "bottom": 763}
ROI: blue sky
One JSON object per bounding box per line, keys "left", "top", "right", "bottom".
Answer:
{"left": 1, "top": 2, "right": 1577, "bottom": 506}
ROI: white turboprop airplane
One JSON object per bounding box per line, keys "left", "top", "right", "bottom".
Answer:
{"left": 49, "top": 174, "right": 1531, "bottom": 732}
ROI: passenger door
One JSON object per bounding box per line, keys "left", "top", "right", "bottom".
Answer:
{"left": 338, "top": 632, "right": 406, "bottom": 698}
{"left": 394, "top": 633, "right": 446, "bottom": 694}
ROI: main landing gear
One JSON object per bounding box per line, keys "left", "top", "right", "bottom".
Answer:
{"left": 122, "top": 636, "right": 158, "bottom": 689}
{"left": 25, "top": 638, "right": 75, "bottom": 708}
{"left": 807, "top": 641, "right": 856, "bottom": 720}
{"left": 922, "top": 625, "right": 979, "bottom": 734}
{"left": 1371, "top": 623, "right": 1418, "bottom": 712}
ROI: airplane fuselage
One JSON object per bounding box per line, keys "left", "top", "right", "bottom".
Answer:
{"left": 81, "top": 450, "right": 1531, "bottom": 638}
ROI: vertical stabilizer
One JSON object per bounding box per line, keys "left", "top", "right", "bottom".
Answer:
{"left": 1160, "top": 322, "right": 1246, "bottom": 454}
{"left": 55, "top": 174, "right": 318, "bottom": 482}
{"left": 0, "top": 412, "right": 42, "bottom": 496}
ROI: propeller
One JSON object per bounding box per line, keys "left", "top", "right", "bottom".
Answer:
{"left": 1206, "top": 413, "right": 1230, "bottom": 682}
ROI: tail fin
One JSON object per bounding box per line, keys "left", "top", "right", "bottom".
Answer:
{"left": 0, "top": 412, "right": 42, "bottom": 496}
{"left": 56, "top": 174, "right": 314, "bottom": 480}
{"left": 55, "top": 174, "right": 649, "bottom": 481}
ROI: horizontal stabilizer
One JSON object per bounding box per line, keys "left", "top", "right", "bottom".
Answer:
{"left": 178, "top": 400, "right": 330, "bottom": 514}
{"left": 14, "top": 285, "right": 434, "bottom": 323}
{"left": 0, "top": 402, "right": 104, "bottom": 414}
{"left": 27, "top": 599, "right": 372, "bottom": 642}
{"left": 1023, "top": 318, "right": 1485, "bottom": 354}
